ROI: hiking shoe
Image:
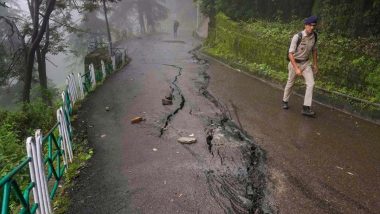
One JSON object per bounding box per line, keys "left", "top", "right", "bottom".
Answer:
{"left": 302, "top": 105, "right": 316, "bottom": 117}
{"left": 282, "top": 101, "right": 289, "bottom": 109}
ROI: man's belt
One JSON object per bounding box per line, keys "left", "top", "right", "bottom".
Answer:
{"left": 295, "top": 59, "right": 308, "bottom": 63}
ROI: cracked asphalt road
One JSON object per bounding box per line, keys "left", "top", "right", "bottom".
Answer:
{"left": 67, "top": 34, "right": 268, "bottom": 214}
{"left": 67, "top": 32, "right": 380, "bottom": 214}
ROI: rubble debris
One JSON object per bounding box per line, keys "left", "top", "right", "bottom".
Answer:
{"left": 162, "top": 98, "right": 173, "bottom": 105}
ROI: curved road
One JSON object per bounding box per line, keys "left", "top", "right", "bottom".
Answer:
{"left": 67, "top": 33, "right": 380, "bottom": 214}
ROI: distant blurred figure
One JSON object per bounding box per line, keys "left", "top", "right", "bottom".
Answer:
{"left": 173, "top": 20, "right": 180, "bottom": 38}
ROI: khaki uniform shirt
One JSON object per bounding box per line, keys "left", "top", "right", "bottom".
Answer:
{"left": 289, "top": 30, "right": 317, "bottom": 62}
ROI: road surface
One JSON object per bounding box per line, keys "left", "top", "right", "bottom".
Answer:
{"left": 67, "top": 33, "right": 380, "bottom": 214}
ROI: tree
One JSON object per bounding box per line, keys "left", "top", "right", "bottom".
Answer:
{"left": 108, "top": 0, "right": 135, "bottom": 38}
{"left": 87, "top": 0, "right": 121, "bottom": 56}
{"left": 22, "top": 0, "right": 57, "bottom": 103}
{"left": 139, "top": 0, "right": 168, "bottom": 33}
{"left": 102, "top": 0, "right": 113, "bottom": 56}
{"left": 0, "top": 1, "right": 27, "bottom": 93}
{"left": 110, "top": 0, "right": 168, "bottom": 35}
{"left": 35, "top": 7, "right": 69, "bottom": 105}
{"left": 2, "top": 0, "right": 120, "bottom": 104}
{"left": 0, "top": 1, "right": 7, "bottom": 8}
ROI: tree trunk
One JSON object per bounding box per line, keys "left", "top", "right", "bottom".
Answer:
{"left": 22, "top": 0, "right": 56, "bottom": 103}
{"left": 36, "top": 48, "right": 47, "bottom": 90}
{"left": 36, "top": 47, "right": 51, "bottom": 105}
{"left": 23, "top": 48, "right": 35, "bottom": 103}
{"left": 145, "top": 9, "right": 155, "bottom": 32}
{"left": 102, "top": 0, "right": 113, "bottom": 56}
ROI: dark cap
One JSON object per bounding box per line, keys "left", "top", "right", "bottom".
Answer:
{"left": 304, "top": 16, "right": 318, "bottom": 25}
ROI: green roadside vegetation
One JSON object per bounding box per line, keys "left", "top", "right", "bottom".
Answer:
{"left": 0, "top": 47, "right": 130, "bottom": 212}
{"left": 203, "top": 13, "right": 380, "bottom": 118}
{"left": 0, "top": 100, "right": 56, "bottom": 179}
{"left": 0, "top": 99, "right": 93, "bottom": 211}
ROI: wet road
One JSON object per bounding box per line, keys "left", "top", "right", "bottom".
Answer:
{"left": 67, "top": 33, "right": 380, "bottom": 214}
{"left": 67, "top": 34, "right": 267, "bottom": 214}
{"left": 204, "top": 56, "right": 380, "bottom": 213}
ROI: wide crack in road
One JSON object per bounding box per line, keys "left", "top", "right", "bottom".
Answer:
{"left": 160, "top": 64, "right": 185, "bottom": 137}
{"left": 191, "top": 53, "right": 271, "bottom": 213}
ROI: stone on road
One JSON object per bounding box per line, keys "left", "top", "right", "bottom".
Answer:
{"left": 177, "top": 137, "right": 197, "bottom": 144}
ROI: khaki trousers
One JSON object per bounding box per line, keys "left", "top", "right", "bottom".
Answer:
{"left": 283, "top": 62, "right": 315, "bottom": 106}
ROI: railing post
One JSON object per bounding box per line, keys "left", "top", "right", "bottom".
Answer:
{"left": 111, "top": 56, "right": 116, "bottom": 71}
{"left": 2, "top": 182, "right": 11, "bottom": 214}
{"left": 26, "top": 137, "right": 41, "bottom": 214}
{"left": 89, "top": 64, "right": 96, "bottom": 88}
{"left": 35, "top": 131, "right": 52, "bottom": 214}
{"left": 26, "top": 135, "right": 52, "bottom": 214}
{"left": 122, "top": 50, "right": 126, "bottom": 65}
{"left": 57, "top": 108, "right": 73, "bottom": 163}
{"left": 78, "top": 73, "right": 85, "bottom": 99}
{"left": 66, "top": 77, "right": 74, "bottom": 106}
{"left": 101, "top": 60, "right": 106, "bottom": 80}
{"left": 28, "top": 137, "right": 45, "bottom": 214}
{"left": 73, "top": 73, "right": 80, "bottom": 102}
{"left": 67, "top": 74, "right": 78, "bottom": 105}
{"left": 61, "top": 91, "right": 71, "bottom": 116}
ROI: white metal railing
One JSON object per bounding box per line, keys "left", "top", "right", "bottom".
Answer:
{"left": 2, "top": 48, "right": 129, "bottom": 213}
{"left": 23, "top": 62, "right": 114, "bottom": 214}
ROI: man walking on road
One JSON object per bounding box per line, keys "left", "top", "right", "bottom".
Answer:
{"left": 282, "top": 16, "right": 318, "bottom": 117}
{"left": 173, "top": 20, "right": 180, "bottom": 38}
